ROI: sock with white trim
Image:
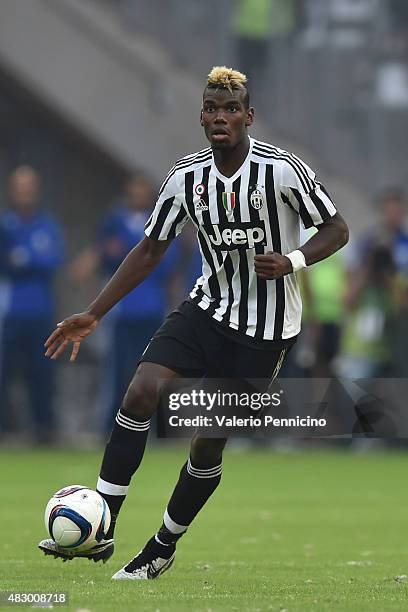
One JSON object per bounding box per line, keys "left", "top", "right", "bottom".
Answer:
{"left": 96, "top": 408, "right": 150, "bottom": 539}
{"left": 154, "top": 457, "right": 223, "bottom": 545}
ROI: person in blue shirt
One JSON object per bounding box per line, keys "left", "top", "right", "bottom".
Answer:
{"left": 0, "top": 166, "right": 64, "bottom": 443}
{"left": 70, "top": 172, "right": 181, "bottom": 434}
{"left": 354, "top": 188, "right": 408, "bottom": 274}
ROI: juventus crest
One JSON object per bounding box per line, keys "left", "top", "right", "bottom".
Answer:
{"left": 250, "top": 189, "right": 264, "bottom": 210}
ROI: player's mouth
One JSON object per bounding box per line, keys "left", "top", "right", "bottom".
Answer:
{"left": 211, "top": 129, "right": 230, "bottom": 142}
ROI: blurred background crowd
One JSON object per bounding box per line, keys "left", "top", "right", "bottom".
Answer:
{"left": 0, "top": 0, "right": 408, "bottom": 446}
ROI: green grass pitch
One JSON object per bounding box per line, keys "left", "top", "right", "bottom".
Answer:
{"left": 1, "top": 447, "right": 408, "bottom": 611}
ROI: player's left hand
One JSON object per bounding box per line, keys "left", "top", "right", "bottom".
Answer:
{"left": 254, "top": 252, "right": 293, "bottom": 280}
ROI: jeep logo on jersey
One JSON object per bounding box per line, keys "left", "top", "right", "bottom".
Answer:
{"left": 250, "top": 189, "right": 264, "bottom": 210}
{"left": 206, "top": 221, "right": 266, "bottom": 251}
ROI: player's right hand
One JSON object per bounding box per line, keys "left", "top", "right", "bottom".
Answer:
{"left": 44, "top": 312, "right": 99, "bottom": 362}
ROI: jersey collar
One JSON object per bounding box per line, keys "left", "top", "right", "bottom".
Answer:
{"left": 211, "top": 136, "right": 254, "bottom": 183}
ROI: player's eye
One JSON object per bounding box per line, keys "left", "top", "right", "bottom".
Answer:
{"left": 228, "top": 105, "right": 238, "bottom": 112}
{"left": 205, "top": 106, "right": 215, "bottom": 113}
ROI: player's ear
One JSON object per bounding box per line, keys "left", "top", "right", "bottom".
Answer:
{"left": 200, "top": 108, "right": 204, "bottom": 126}
{"left": 245, "top": 107, "right": 254, "bottom": 127}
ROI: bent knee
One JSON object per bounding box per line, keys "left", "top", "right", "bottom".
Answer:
{"left": 190, "top": 436, "right": 227, "bottom": 467}
{"left": 122, "top": 378, "right": 159, "bottom": 420}
{"left": 122, "top": 362, "right": 179, "bottom": 420}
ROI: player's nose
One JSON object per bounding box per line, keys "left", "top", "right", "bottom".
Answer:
{"left": 214, "top": 110, "right": 227, "bottom": 123}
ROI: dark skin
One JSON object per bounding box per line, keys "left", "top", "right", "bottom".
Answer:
{"left": 45, "top": 237, "right": 171, "bottom": 361}
{"left": 254, "top": 214, "right": 349, "bottom": 280}
{"left": 201, "top": 86, "right": 254, "bottom": 177}
{"left": 45, "top": 86, "right": 348, "bottom": 361}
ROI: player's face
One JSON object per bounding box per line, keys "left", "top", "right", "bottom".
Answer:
{"left": 9, "top": 172, "right": 40, "bottom": 212}
{"left": 383, "top": 198, "right": 405, "bottom": 231}
{"left": 201, "top": 88, "right": 254, "bottom": 149}
{"left": 126, "top": 177, "right": 154, "bottom": 212}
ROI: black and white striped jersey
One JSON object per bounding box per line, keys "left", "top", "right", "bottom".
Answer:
{"left": 145, "top": 137, "right": 337, "bottom": 343}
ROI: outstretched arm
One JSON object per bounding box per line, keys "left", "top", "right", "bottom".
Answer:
{"left": 254, "top": 213, "right": 349, "bottom": 279}
{"left": 45, "top": 237, "right": 171, "bottom": 361}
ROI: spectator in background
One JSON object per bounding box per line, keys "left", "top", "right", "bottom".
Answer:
{"left": 394, "top": 272, "right": 408, "bottom": 377}
{"left": 340, "top": 244, "right": 398, "bottom": 378}
{"left": 280, "top": 225, "right": 347, "bottom": 378}
{"left": 0, "top": 166, "right": 64, "bottom": 443}
{"left": 340, "top": 188, "right": 408, "bottom": 378}
{"left": 232, "top": 0, "right": 300, "bottom": 103}
{"left": 354, "top": 188, "right": 408, "bottom": 274}
{"left": 300, "top": 245, "right": 347, "bottom": 377}
{"left": 70, "top": 172, "right": 181, "bottom": 434}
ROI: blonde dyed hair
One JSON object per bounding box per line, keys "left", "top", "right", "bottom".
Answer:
{"left": 207, "top": 66, "right": 248, "bottom": 93}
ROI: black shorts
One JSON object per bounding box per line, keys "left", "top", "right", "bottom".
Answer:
{"left": 140, "top": 301, "right": 292, "bottom": 381}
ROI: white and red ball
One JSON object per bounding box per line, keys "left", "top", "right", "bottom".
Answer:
{"left": 44, "top": 485, "right": 111, "bottom": 550}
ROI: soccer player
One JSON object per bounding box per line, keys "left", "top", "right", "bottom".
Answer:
{"left": 39, "top": 67, "right": 349, "bottom": 579}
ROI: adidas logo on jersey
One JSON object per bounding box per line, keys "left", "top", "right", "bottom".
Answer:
{"left": 207, "top": 221, "right": 266, "bottom": 251}
{"left": 195, "top": 198, "right": 209, "bottom": 211}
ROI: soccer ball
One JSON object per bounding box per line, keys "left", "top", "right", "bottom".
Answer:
{"left": 44, "top": 485, "right": 111, "bottom": 550}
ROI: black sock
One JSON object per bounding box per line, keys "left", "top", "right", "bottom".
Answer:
{"left": 158, "top": 457, "right": 223, "bottom": 541}
{"left": 155, "top": 523, "right": 184, "bottom": 547}
{"left": 136, "top": 528, "right": 180, "bottom": 562}
{"left": 96, "top": 408, "right": 150, "bottom": 538}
